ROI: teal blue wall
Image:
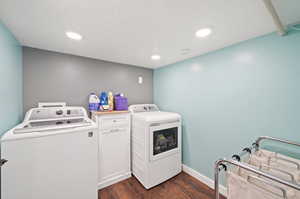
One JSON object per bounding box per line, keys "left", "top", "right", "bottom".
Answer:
{"left": 0, "top": 21, "right": 23, "bottom": 135}
{"left": 154, "top": 30, "right": 300, "bottom": 180}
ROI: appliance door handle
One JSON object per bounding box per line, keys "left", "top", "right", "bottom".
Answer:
{"left": 110, "top": 128, "right": 125, "bottom": 133}
{"left": 150, "top": 120, "right": 180, "bottom": 127}
{"left": 102, "top": 128, "right": 125, "bottom": 134}
{"left": 110, "top": 129, "right": 119, "bottom": 133}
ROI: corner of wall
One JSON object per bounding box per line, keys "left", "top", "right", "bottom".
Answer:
{"left": 0, "top": 21, "right": 23, "bottom": 135}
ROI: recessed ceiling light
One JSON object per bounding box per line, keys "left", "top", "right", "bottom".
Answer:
{"left": 195, "top": 28, "right": 212, "bottom": 38}
{"left": 66, "top": 31, "right": 82, "bottom": 41}
{"left": 151, "top": 54, "right": 161, "bottom": 60}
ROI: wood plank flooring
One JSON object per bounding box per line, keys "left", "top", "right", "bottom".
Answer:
{"left": 99, "top": 172, "right": 226, "bottom": 199}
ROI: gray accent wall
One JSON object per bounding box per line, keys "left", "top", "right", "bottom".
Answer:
{"left": 23, "top": 47, "right": 153, "bottom": 112}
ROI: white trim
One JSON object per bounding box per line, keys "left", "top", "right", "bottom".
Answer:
{"left": 262, "top": 0, "right": 286, "bottom": 36}
{"left": 98, "top": 172, "right": 132, "bottom": 190}
{"left": 182, "top": 164, "right": 227, "bottom": 197}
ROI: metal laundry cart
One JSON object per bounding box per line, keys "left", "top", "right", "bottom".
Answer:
{"left": 215, "top": 136, "right": 300, "bottom": 199}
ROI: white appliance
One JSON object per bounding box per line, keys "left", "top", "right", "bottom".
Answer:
{"left": 1, "top": 104, "right": 98, "bottom": 199}
{"left": 129, "top": 104, "right": 182, "bottom": 189}
{"left": 92, "top": 111, "right": 131, "bottom": 189}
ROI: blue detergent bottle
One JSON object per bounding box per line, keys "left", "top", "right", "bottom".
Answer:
{"left": 88, "top": 93, "right": 100, "bottom": 111}
{"left": 99, "top": 92, "right": 109, "bottom": 111}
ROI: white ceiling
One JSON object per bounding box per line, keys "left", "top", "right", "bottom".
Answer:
{"left": 0, "top": 0, "right": 299, "bottom": 68}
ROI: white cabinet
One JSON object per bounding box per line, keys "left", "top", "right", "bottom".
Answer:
{"left": 92, "top": 111, "right": 131, "bottom": 189}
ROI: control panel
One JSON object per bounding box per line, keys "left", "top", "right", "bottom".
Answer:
{"left": 129, "top": 104, "right": 159, "bottom": 113}
{"left": 26, "top": 107, "right": 86, "bottom": 121}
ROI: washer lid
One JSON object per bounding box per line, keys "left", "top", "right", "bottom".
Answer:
{"left": 2, "top": 118, "right": 96, "bottom": 142}
{"left": 133, "top": 111, "right": 181, "bottom": 123}
{"left": 13, "top": 118, "right": 92, "bottom": 134}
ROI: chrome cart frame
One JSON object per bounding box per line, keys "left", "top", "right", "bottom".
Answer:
{"left": 215, "top": 136, "right": 300, "bottom": 199}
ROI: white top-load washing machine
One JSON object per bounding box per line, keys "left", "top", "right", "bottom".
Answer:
{"left": 1, "top": 103, "right": 98, "bottom": 199}
{"left": 129, "top": 104, "right": 182, "bottom": 189}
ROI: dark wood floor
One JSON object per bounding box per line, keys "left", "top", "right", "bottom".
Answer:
{"left": 99, "top": 172, "right": 225, "bottom": 199}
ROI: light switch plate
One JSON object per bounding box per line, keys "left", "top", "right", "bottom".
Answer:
{"left": 138, "top": 76, "right": 143, "bottom": 84}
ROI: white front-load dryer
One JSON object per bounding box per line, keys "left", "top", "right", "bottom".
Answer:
{"left": 129, "top": 104, "right": 182, "bottom": 189}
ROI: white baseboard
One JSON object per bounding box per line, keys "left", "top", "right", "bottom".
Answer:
{"left": 182, "top": 164, "right": 227, "bottom": 197}
{"left": 98, "top": 172, "right": 132, "bottom": 190}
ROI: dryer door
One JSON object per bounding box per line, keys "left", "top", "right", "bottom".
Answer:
{"left": 149, "top": 121, "right": 181, "bottom": 161}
